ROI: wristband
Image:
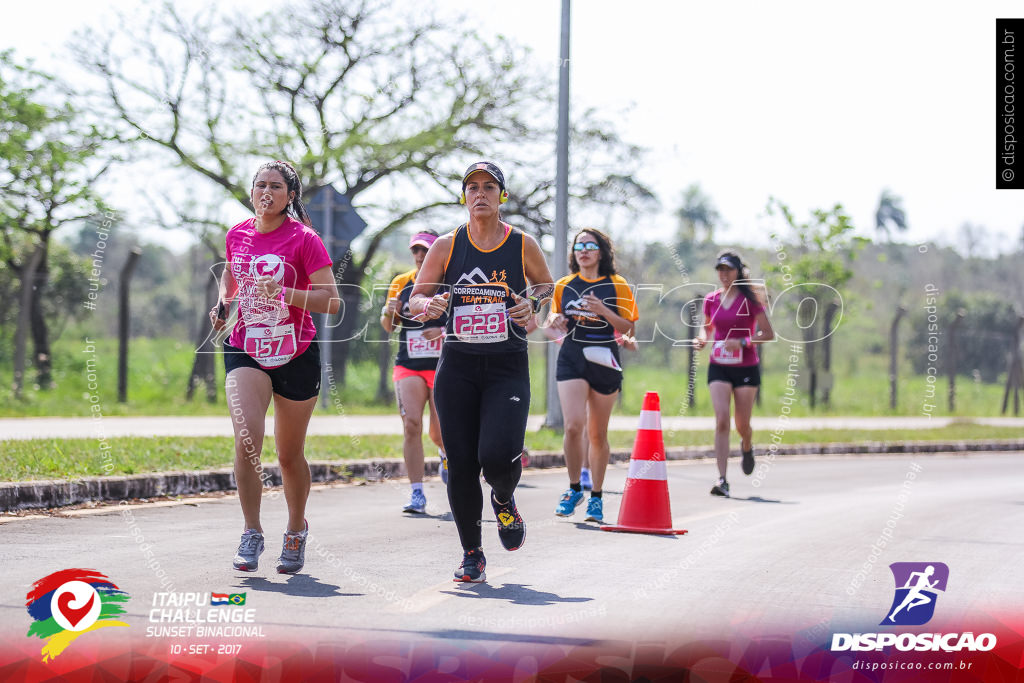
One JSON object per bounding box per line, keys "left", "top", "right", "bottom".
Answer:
{"left": 528, "top": 296, "right": 542, "bottom": 314}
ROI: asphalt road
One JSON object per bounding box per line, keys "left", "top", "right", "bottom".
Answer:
{"left": 2, "top": 451, "right": 1022, "bottom": 656}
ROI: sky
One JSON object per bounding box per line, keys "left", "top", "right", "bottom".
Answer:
{"left": 5, "top": 0, "right": 1023, "bottom": 255}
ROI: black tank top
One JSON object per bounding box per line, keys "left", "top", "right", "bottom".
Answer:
{"left": 441, "top": 223, "right": 529, "bottom": 354}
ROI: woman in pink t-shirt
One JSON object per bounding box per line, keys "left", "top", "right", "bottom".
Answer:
{"left": 209, "top": 160, "right": 338, "bottom": 574}
{"left": 694, "top": 250, "right": 775, "bottom": 498}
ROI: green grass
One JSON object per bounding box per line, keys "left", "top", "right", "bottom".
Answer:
{"left": 2, "top": 424, "right": 1019, "bottom": 482}
{"left": 0, "top": 334, "right": 1012, "bottom": 418}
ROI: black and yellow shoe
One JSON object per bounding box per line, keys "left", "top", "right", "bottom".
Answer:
{"left": 454, "top": 547, "right": 486, "bottom": 583}
{"left": 491, "top": 492, "right": 526, "bottom": 551}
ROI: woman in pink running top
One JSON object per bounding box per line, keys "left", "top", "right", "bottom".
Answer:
{"left": 693, "top": 250, "right": 774, "bottom": 498}
{"left": 209, "top": 160, "right": 339, "bottom": 574}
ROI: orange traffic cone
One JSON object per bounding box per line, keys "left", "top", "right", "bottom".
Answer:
{"left": 601, "top": 392, "right": 687, "bottom": 535}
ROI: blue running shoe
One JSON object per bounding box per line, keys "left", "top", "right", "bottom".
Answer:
{"left": 438, "top": 450, "right": 449, "bottom": 485}
{"left": 403, "top": 489, "right": 427, "bottom": 514}
{"left": 580, "top": 468, "right": 593, "bottom": 491}
{"left": 584, "top": 497, "right": 603, "bottom": 523}
{"left": 555, "top": 488, "right": 585, "bottom": 516}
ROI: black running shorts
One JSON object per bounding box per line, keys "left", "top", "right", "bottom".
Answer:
{"left": 707, "top": 362, "right": 760, "bottom": 388}
{"left": 223, "top": 337, "right": 321, "bottom": 401}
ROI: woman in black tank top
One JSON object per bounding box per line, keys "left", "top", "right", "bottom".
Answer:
{"left": 410, "top": 161, "right": 554, "bottom": 583}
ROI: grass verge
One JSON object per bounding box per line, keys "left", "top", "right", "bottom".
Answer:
{"left": 1, "top": 424, "right": 1019, "bottom": 481}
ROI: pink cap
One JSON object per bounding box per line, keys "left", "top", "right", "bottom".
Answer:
{"left": 409, "top": 232, "right": 438, "bottom": 249}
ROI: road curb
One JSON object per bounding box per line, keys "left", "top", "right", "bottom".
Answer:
{"left": 1, "top": 440, "right": 1020, "bottom": 513}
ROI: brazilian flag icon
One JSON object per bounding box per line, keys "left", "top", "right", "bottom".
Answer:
{"left": 228, "top": 593, "right": 246, "bottom": 606}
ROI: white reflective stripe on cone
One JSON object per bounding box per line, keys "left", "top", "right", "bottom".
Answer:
{"left": 636, "top": 410, "right": 662, "bottom": 431}
{"left": 627, "top": 459, "right": 668, "bottom": 481}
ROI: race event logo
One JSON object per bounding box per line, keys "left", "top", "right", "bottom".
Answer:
{"left": 832, "top": 561, "right": 996, "bottom": 653}
{"left": 25, "top": 569, "right": 129, "bottom": 662}
{"left": 883, "top": 562, "right": 948, "bottom": 626}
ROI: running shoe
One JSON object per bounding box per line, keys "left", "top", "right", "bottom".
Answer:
{"left": 491, "top": 493, "right": 526, "bottom": 551}
{"left": 584, "top": 497, "right": 603, "bottom": 523}
{"left": 232, "top": 529, "right": 264, "bottom": 572}
{"left": 276, "top": 520, "right": 308, "bottom": 574}
{"left": 555, "top": 488, "right": 585, "bottom": 516}
{"left": 438, "top": 450, "right": 449, "bottom": 485}
{"left": 453, "top": 547, "right": 486, "bottom": 583}
{"left": 580, "top": 468, "right": 593, "bottom": 491}
{"left": 741, "top": 446, "right": 755, "bottom": 475}
{"left": 710, "top": 477, "right": 730, "bottom": 497}
{"left": 403, "top": 489, "right": 427, "bottom": 514}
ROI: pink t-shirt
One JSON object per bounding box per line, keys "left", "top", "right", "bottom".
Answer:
{"left": 702, "top": 289, "right": 764, "bottom": 367}
{"left": 225, "top": 217, "right": 332, "bottom": 368}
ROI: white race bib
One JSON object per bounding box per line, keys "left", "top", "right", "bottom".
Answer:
{"left": 711, "top": 340, "right": 742, "bottom": 365}
{"left": 453, "top": 302, "right": 508, "bottom": 343}
{"left": 244, "top": 323, "right": 298, "bottom": 368}
{"left": 406, "top": 329, "right": 442, "bottom": 358}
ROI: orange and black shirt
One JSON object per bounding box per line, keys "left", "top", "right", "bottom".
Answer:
{"left": 386, "top": 268, "right": 446, "bottom": 370}
{"left": 552, "top": 272, "right": 638, "bottom": 345}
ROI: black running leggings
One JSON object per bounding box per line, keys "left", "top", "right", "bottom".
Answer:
{"left": 433, "top": 346, "right": 530, "bottom": 550}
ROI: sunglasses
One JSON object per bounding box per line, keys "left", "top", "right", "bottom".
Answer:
{"left": 573, "top": 242, "right": 600, "bottom": 252}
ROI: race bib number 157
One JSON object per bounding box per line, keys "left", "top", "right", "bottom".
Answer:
{"left": 244, "top": 323, "right": 297, "bottom": 368}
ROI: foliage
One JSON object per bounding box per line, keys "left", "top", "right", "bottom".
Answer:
{"left": 906, "top": 291, "right": 1019, "bottom": 383}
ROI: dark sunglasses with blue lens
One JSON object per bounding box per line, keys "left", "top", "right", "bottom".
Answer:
{"left": 573, "top": 242, "right": 600, "bottom": 252}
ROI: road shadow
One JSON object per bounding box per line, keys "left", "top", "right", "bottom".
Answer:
{"left": 725, "top": 495, "right": 797, "bottom": 504}
{"left": 358, "top": 626, "right": 601, "bottom": 647}
{"left": 403, "top": 511, "right": 454, "bottom": 521}
{"left": 236, "top": 574, "right": 358, "bottom": 598}
{"left": 442, "top": 582, "right": 593, "bottom": 607}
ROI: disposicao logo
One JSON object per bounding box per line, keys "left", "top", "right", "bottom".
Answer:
{"left": 25, "top": 569, "right": 129, "bottom": 662}
{"left": 883, "top": 562, "right": 948, "bottom": 626}
{"left": 831, "top": 562, "right": 996, "bottom": 653}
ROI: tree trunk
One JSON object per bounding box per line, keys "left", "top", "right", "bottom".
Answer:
{"left": 330, "top": 253, "right": 363, "bottom": 388}
{"left": 117, "top": 248, "right": 142, "bottom": 403}
{"left": 13, "top": 244, "right": 46, "bottom": 399}
{"left": 821, "top": 300, "right": 839, "bottom": 407}
{"left": 376, "top": 321, "right": 393, "bottom": 404}
{"left": 29, "top": 241, "right": 53, "bottom": 388}
{"left": 948, "top": 310, "right": 965, "bottom": 412}
{"left": 801, "top": 302, "right": 818, "bottom": 409}
{"left": 889, "top": 307, "right": 907, "bottom": 410}
{"left": 187, "top": 267, "right": 221, "bottom": 403}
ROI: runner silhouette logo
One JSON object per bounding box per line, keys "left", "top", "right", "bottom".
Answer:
{"left": 883, "top": 562, "right": 949, "bottom": 626}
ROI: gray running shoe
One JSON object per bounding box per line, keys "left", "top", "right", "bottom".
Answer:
{"left": 276, "top": 520, "right": 308, "bottom": 574}
{"left": 233, "top": 529, "right": 265, "bottom": 572}
{"left": 710, "top": 477, "right": 730, "bottom": 497}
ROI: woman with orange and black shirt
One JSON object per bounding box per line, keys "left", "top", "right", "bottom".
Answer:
{"left": 381, "top": 230, "right": 447, "bottom": 514}
{"left": 547, "top": 228, "right": 637, "bottom": 524}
